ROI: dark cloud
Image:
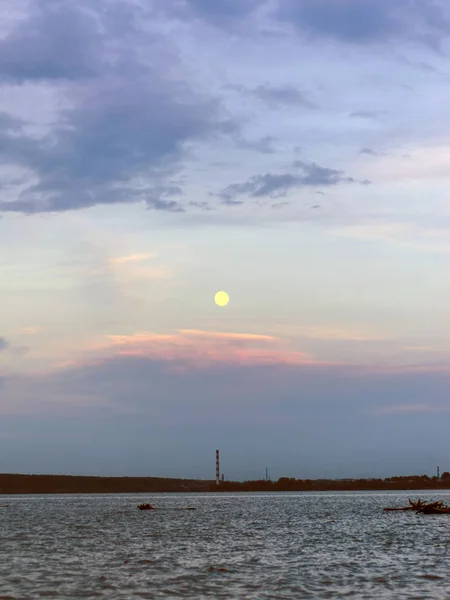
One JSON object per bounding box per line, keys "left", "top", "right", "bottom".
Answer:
{"left": 188, "top": 0, "right": 257, "bottom": 17}
{"left": 0, "top": 112, "right": 24, "bottom": 131}
{"left": 271, "top": 200, "right": 290, "bottom": 209}
{"left": 3, "top": 353, "right": 450, "bottom": 478}
{"left": 161, "top": 0, "right": 450, "bottom": 48}
{"left": 360, "top": 147, "right": 376, "bottom": 155}
{"left": 275, "top": 0, "right": 402, "bottom": 43}
{"left": 218, "top": 161, "right": 355, "bottom": 201}
{"left": 0, "top": 1, "right": 104, "bottom": 82}
{"left": 252, "top": 85, "right": 316, "bottom": 109}
{"left": 359, "top": 148, "right": 388, "bottom": 158}
{"left": 0, "top": 2, "right": 235, "bottom": 214}
{"left": 146, "top": 194, "right": 185, "bottom": 213}
{"left": 413, "top": 61, "right": 437, "bottom": 73}
{"left": 292, "top": 161, "right": 355, "bottom": 184}
{"left": 0, "top": 82, "right": 221, "bottom": 213}
{"left": 221, "top": 197, "right": 245, "bottom": 206}
{"left": 227, "top": 83, "right": 315, "bottom": 110}
{"left": 274, "top": 0, "right": 450, "bottom": 47}
{"left": 350, "top": 110, "right": 385, "bottom": 120}
{"left": 170, "top": 0, "right": 260, "bottom": 27}
{"left": 125, "top": 184, "right": 185, "bottom": 213}
{"left": 0, "top": 337, "right": 9, "bottom": 351}
{"left": 188, "top": 200, "right": 214, "bottom": 211}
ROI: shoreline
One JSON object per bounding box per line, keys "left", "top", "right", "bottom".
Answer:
{"left": 1, "top": 473, "right": 450, "bottom": 495}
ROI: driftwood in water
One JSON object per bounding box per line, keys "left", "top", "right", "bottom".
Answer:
{"left": 384, "top": 497, "right": 426, "bottom": 511}
{"left": 418, "top": 501, "right": 450, "bottom": 514}
{"left": 138, "top": 503, "right": 156, "bottom": 510}
{"left": 384, "top": 498, "right": 450, "bottom": 514}
{"left": 137, "top": 503, "right": 196, "bottom": 511}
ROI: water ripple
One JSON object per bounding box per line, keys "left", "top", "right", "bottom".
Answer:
{"left": 1, "top": 492, "right": 450, "bottom": 598}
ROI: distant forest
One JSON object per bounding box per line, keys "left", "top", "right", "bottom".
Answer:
{"left": 2, "top": 472, "right": 450, "bottom": 494}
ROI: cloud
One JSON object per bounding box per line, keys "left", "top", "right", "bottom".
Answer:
{"left": 0, "top": 78, "right": 222, "bottom": 213}
{"left": 275, "top": 0, "right": 401, "bottom": 43}
{"left": 220, "top": 197, "right": 245, "bottom": 207}
{"left": 3, "top": 340, "right": 450, "bottom": 425}
{"left": 109, "top": 253, "right": 156, "bottom": 266}
{"left": 0, "top": 337, "right": 9, "bottom": 351}
{"left": 273, "top": 0, "right": 450, "bottom": 47}
{"left": 0, "top": 1, "right": 105, "bottom": 83}
{"left": 218, "top": 161, "right": 356, "bottom": 201}
{"left": 0, "top": 1, "right": 235, "bottom": 215}
{"left": 252, "top": 85, "right": 316, "bottom": 109}
{"left": 88, "top": 329, "right": 316, "bottom": 368}
{"left": 18, "top": 327, "right": 44, "bottom": 335}
{"left": 146, "top": 195, "right": 185, "bottom": 214}
{"left": 403, "top": 346, "right": 447, "bottom": 353}
{"left": 167, "top": 0, "right": 260, "bottom": 28}
{"left": 161, "top": 0, "right": 450, "bottom": 50}
{"left": 67, "top": 245, "right": 173, "bottom": 283}
{"left": 0, "top": 0, "right": 444, "bottom": 224}
{"left": 360, "top": 147, "right": 376, "bottom": 155}
{"left": 359, "top": 147, "right": 390, "bottom": 158}
{"left": 226, "top": 82, "right": 315, "bottom": 112}
{"left": 109, "top": 254, "right": 172, "bottom": 280}
{"left": 3, "top": 353, "right": 450, "bottom": 481}
{"left": 188, "top": 200, "right": 214, "bottom": 211}
{"left": 278, "top": 325, "right": 387, "bottom": 342}
{"left": 350, "top": 110, "right": 385, "bottom": 120}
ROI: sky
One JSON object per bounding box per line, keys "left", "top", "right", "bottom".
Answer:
{"left": 1, "top": 0, "right": 450, "bottom": 481}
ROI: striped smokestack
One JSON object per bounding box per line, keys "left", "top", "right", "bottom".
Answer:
{"left": 216, "top": 449, "right": 220, "bottom": 486}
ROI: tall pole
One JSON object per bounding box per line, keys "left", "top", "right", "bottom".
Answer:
{"left": 216, "top": 450, "right": 220, "bottom": 486}
{"left": 437, "top": 466, "right": 440, "bottom": 480}
{"left": 266, "top": 467, "right": 268, "bottom": 482}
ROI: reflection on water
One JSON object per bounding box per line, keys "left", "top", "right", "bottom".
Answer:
{"left": 1, "top": 491, "right": 450, "bottom": 599}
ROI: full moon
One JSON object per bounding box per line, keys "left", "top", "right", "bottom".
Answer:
{"left": 214, "top": 291, "right": 230, "bottom": 307}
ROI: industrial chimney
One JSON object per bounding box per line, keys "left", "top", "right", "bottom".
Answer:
{"left": 216, "top": 449, "right": 220, "bottom": 486}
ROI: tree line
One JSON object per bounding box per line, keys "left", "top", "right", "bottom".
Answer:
{"left": 1, "top": 472, "right": 450, "bottom": 494}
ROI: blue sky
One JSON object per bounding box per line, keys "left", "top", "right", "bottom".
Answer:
{"left": 1, "top": 0, "right": 450, "bottom": 480}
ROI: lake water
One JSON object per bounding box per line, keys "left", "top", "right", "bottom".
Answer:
{"left": 1, "top": 491, "right": 450, "bottom": 599}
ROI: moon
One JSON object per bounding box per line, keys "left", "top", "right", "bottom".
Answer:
{"left": 214, "top": 291, "right": 230, "bottom": 307}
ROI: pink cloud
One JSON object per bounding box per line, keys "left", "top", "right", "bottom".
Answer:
{"left": 18, "top": 326, "right": 44, "bottom": 334}
{"left": 109, "top": 253, "right": 156, "bottom": 265}
{"left": 47, "top": 328, "right": 450, "bottom": 377}
{"left": 98, "top": 329, "right": 317, "bottom": 367}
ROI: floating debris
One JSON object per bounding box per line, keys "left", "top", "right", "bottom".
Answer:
{"left": 137, "top": 503, "right": 196, "bottom": 511}
{"left": 208, "top": 566, "right": 231, "bottom": 573}
{"left": 384, "top": 498, "right": 450, "bottom": 514}
{"left": 138, "top": 503, "right": 155, "bottom": 510}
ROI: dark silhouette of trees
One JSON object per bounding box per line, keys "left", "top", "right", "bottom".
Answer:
{"left": 1, "top": 472, "right": 450, "bottom": 495}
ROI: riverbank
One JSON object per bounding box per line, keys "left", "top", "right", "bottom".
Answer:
{"left": 0, "top": 474, "right": 211, "bottom": 494}
{"left": 1, "top": 473, "right": 450, "bottom": 494}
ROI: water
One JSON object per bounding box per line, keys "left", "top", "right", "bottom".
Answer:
{"left": 1, "top": 491, "right": 450, "bottom": 599}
